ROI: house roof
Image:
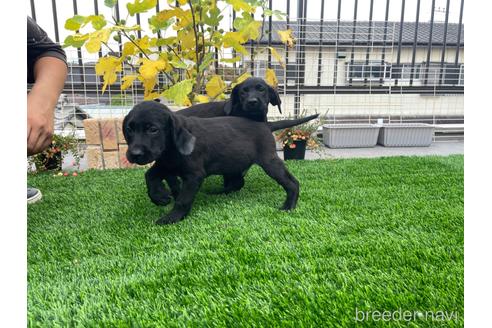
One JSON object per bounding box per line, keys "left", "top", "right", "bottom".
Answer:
{"left": 265, "top": 21, "right": 464, "bottom": 47}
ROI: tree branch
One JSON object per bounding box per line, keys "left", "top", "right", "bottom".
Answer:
{"left": 189, "top": 0, "right": 202, "bottom": 93}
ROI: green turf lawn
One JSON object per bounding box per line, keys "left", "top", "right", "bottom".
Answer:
{"left": 27, "top": 155, "right": 463, "bottom": 327}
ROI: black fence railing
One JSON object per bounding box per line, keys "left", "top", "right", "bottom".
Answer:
{"left": 28, "top": 0, "right": 464, "bottom": 119}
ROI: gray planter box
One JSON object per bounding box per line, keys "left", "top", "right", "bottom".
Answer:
{"left": 377, "top": 123, "right": 435, "bottom": 147}
{"left": 322, "top": 124, "right": 380, "bottom": 148}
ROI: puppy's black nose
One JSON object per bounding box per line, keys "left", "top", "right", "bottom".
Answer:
{"left": 129, "top": 148, "right": 144, "bottom": 157}
{"left": 247, "top": 98, "right": 259, "bottom": 106}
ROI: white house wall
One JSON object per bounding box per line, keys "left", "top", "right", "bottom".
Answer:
{"left": 270, "top": 93, "right": 463, "bottom": 118}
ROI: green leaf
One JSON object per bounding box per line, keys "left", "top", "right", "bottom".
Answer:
{"left": 263, "top": 9, "right": 286, "bottom": 20}
{"left": 88, "top": 15, "right": 107, "bottom": 30}
{"left": 203, "top": 7, "right": 222, "bottom": 27}
{"left": 169, "top": 58, "right": 188, "bottom": 69}
{"left": 234, "top": 12, "right": 261, "bottom": 41}
{"left": 199, "top": 52, "right": 215, "bottom": 72}
{"left": 127, "top": 0, "right": 157, "bottom": 16}
{"left": 148, "top": 13, "right": 173, "bottom": 31}
{"left": 155, "top": 37, "right": 176, "bottom": 47}
{"left": 162, "top": 79, "right": 194, "bottom": 106}
{"left": 65, "top": 15, "right": 86, "bottom": 31}
{"left": 104, "top": 0, "right": 117, "bottom": 8}
{"left": 220, "top": 56, "right": 241, "bottom": 64}
{"left": 63, "top": 34, "right": 87, "bottom": 48}
{"left": 233, "top": 12, "right": 253, "bottom": 31}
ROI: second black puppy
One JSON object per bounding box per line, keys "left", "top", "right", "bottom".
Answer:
{"left": 123, "top": 101, "right": 299, "bottom": 225}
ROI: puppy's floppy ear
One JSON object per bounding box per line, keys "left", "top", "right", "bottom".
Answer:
{"left": 170, "top": 116, "right": 196, "bottom": 155}
{"left": 267, "top": 85, "right": 282, "bottom": 114}
{"left": 122, "top": 114, "right": 130, "bottom": 142}
{"left": 224, "top": 83, "right": 241, "bottom": 115}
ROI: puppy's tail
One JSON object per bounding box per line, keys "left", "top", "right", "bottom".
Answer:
{"left": 268, "top": 114, "right": 320, "bottom": 131}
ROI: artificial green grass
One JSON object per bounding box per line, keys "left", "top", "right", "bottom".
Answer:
{"left": 28, "top": 155, "right": 464, "bottom": 327}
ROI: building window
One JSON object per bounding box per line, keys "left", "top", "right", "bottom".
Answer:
{"left": 443, "top": 64, "right": 461, "bottom": 86}
{"left": 346, "top": 62, "right": 390, "bottom": 81}
{"left": 420, "top": 63, "right": 464, "bottom": 86}
{"left": 459, "top": 64, "right": 464, "bottom": 86}
{"left": 390, "top": 64, "right": 421, "bottom": 80}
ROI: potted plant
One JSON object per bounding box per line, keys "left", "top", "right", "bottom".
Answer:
{"left": 276, "top": 123, "right": 321, "bottom": 160}
{"left": 28, "top": 134, "right": 81, "bottom": 172}
{"left": 322, "top": 124, "right": 381, "bottom": 148}
{"left": 377, "top": 123, "right": 435, "bottom": 147}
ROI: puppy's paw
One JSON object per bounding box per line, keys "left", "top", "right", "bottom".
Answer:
{"left": 155, "top": 212, "right": 186, "bottom": 225}
{"left": 149, "top": 194, "right": 172, "bottom": 206}
{"left": 280, "top": 203, "right": 297, "bottom": 211}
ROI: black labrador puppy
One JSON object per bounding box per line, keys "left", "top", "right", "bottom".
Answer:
{"left": 175, "top": 77, "right": 317, "bottom": 193}
{"left": 177, "top": 77, "right": 282, "bottom": 122}
{"left": 176, "top": 77, "right": 318, "bottom": 130}
{"left": 123, "top": 101, "right": 299, "bottom": 225}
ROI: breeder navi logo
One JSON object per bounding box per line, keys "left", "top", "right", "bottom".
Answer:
{"left": 355, "top": 308, "right": 459, "bottom": 322}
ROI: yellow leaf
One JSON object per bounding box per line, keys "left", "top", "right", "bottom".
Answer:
{"left": 277, "top": 29, "right": 295, "bottom": 48}
{"left": 85, "top": 29, "right": 111, "bottom": 53}
{"left": 221, "top": 56, "right": 241, "bottom": 64}
{"left": 121, "top": 75, "right": 138, "bottom": 91}
{"left": 144, "top": 91, "right": 161, "bottom": 101}
{"left": 265, "top": 68, "right": 278, "bottom": 88}
{"left": 136, "top": 36, "right": 150, "bottom": 51}
{"left": 95, "top": 56, "right": 122, "bottom": 93}
{"left": 194, "top": 95, "right": 209, "bottom": 103}
{"left": 139, "top": 58, "right": 167, "bottom": 80}
{"left": 231, "top": 72, "right": 252, "bottom": 88}
{"left": 177, "top": 0, "right": 188, "bottom": 5}
{"left": 222, "top": 32, "right": 248, "bottom": 55}
{"left": 183, "top": 97, "right": 192, "bottom": 107}
{"left": 173, "top": 8, "right": 193, "bottom": 30}
{"left": 206, "top": 75, "right": 226, "bottom": 98}
{"left": 269, "top": 47, "right": 285, "bottom": 68}
{"left": 227, "top": 0, "right": 255, "bottom": 13}
{"left": 178, "top": 30, "right": 196, "bottom": 50}
{"left": 138, "top": 75, "right": 158, "bottom": 99}
{"left": 122, "top": 42, "right": 136, "bottom": 57}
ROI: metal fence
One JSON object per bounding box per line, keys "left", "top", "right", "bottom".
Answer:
{"left": 28, "top": 0, "right": 464, "bottom": 136}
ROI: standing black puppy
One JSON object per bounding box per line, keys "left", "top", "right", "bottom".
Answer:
{"left": 123, "top": 101, "right": 299, "bottom": 225}
{"left": 175, "top": 77, "right": 317, "bottom": 193}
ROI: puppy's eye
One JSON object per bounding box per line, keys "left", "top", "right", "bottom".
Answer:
{"left": 257, "top": 86, "right": 266, "bottom": 92}
{"left": 147, "top": 127, "right": 159, "bottom": 134}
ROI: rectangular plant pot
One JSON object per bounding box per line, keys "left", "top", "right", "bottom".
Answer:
{"left": 378, "top": 123, "right": 435, "bottom": 147}
{"left": 322, "top": 124, "right": 380, "bottom": 148}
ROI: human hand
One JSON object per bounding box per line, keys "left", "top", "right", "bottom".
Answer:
{"left": 27, "top": 91, "right": 55, "bottom": 156}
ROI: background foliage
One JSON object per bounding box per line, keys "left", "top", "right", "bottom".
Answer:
{"left": 64, "top": 0, "right": 295, "bottom": 106}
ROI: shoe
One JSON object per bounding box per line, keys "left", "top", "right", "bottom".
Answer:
{"left": 27, "top": 187, "right": 42, "bottom": 204}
